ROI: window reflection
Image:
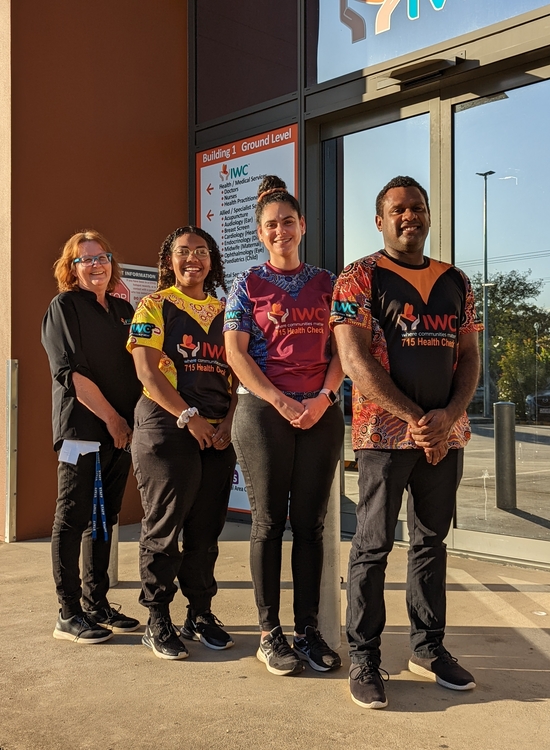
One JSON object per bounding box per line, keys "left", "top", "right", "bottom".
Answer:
{"left": 343, "top": 115, "right": 430, "bottom": 267}
{"left": 454, "top": 80, "right": 550, "bottom": 541}
{"left": 341, "top": 115, "right": 430, "bottom": 534}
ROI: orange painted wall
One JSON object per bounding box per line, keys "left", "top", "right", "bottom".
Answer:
{"left": 10, "top": 0, "right": 188, "bottom": 539}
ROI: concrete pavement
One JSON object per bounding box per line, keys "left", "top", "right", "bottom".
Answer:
{"left": 1, "top": 522, "right": 550, "bottom": 750}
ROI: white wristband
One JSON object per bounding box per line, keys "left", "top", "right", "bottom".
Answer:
{"left": 177, "top": 407, "right": 199, "bottom": 428}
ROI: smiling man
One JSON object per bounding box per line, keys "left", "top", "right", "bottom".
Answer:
{"left": 331, "top": 175, "right": 482, "bottom": 709}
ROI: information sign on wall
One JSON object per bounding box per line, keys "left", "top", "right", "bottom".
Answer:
{"left": 196, "top": 124, "right": 299, "bottom": 512}
{"left": 113, "top": 264, "right": 158, "bottom": 309}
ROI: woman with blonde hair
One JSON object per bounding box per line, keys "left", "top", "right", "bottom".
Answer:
{"left": 42, "top": 230, "right": 142, "bottom": 644}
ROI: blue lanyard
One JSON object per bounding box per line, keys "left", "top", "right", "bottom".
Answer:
{"left": 91, "top": 451, "right": 108, "bottom": 541}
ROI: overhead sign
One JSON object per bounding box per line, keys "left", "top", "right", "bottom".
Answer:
{"left": 196, "top": 124, "right": 298, "bottom": 290}
{"left": 113, "top": 264, "right": 158, "bottom": 308}
{"left": 319, "top": 0, "right": 549, "bottom": 83}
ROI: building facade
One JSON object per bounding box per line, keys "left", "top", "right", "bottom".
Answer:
{"left": 2, "top": 1, "right": 550, "bottom": 569}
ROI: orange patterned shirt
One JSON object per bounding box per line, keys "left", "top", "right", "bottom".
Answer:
{"left": 330, "top": 251, "right": 483, "bottom": 451}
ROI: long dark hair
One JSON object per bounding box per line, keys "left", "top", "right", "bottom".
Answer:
{"left": 255, "top": 175, "right": 302, "bottom": 225}
{"left": 157, "top": 226, "right": 227, "bottom": 296}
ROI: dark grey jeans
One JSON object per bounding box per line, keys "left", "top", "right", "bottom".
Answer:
{"left": 347, "top": 448, "right": 463, "bottom": 663}
{"left": 51, "top": 443, "right": 131, "bottom": 618}
{"left": 132, "top": 396, "right": 236, "bottom": 617}
{"left": 232, "top": 394, "right": 344, "bottom": 633}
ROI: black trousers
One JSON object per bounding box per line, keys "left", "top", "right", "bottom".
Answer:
{"left": 51, "top": 443, "right": 132, "bottom": 618}
{"left": 232, "top": 394, "right": 344, "bottom": 633}
{"left": 347, "top": 448, "right": 463, "bottom": 663}
{"left": 132, "top": 396, "right": 236, "bottom": 616}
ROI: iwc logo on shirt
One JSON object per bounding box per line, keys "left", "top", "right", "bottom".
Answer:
{"left": 331, "top": 300, "right": 359, "bottom": 319}
{"left": 130, "top": 322, "right": 157, "bottom": 339}
{"left": 177, "top": 334, "right": 228, "bottom": 374}
{"left": 397, "top": 303, "right": 457, "bottom": 348}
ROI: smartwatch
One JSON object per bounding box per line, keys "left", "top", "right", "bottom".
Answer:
{"left": 320, "top": 388, "right": 339, "bottom": 405}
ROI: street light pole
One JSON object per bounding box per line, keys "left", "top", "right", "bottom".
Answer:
{"left": 534, "top": 321, "right": 540, "bottom": 423}
{"left": 477, "top": 170, "right": 495, "bottom": 419}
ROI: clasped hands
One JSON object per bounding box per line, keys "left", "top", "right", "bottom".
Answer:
{"left": 279, "top": 395, "right": 454, "bottom": 464}
{"left": 408, "top": 408, "right": 455, "bottom": 465}
{"left": 188, "top": 413, "right": 232, "bottom": 450}
{"left": 277, "top": 394, "right": 327, "bottom": 430}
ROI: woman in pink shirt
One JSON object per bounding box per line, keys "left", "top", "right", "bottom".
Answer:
{"left": 224, "top": 176, "right": 344, "bottom": 676}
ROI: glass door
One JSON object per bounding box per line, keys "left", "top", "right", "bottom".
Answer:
{"left": 337, "top": 112, "right": 431, "bottom": 537}
{"left": 452, "top": 78, "right": 550, "bottom": 561}
{"left": 324, "top": 71, "right": 550, "bottom": 566}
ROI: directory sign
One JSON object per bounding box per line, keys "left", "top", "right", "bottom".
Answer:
{"left": 196, "top": 124, "right": 298, "bottom": 291}
{"left": 319, "top": 0, "right": 549, "bottom": 83}
{"left": 196, "top": 124, "right": 299, "bottom": 512}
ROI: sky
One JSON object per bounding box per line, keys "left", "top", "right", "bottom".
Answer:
{"left": 343, "top": 79, "right": 550, "bottom": 310}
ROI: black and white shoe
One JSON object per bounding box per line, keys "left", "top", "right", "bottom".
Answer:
{"left": 53, "top": 611, "right": 113, "bottom": 644}
{"left": 293, "top": 626, "right": 341, "bottom": 672}
{"left": 142, "top": 616, "right": 189, "bottom": 660}
{"left": 257, "top": 626, "right": 304, "bottom": 676}
{"left": 349, "top": 661, "right": 389, "bottom": 709}
{"left": 409, "top": 647, "right": 476, "bottom": 690}
{"left": 179, "top": 610, "right": 234, "bottom": 650}
{"left": 86, "top": 603, "right": 140, "bottom": 633}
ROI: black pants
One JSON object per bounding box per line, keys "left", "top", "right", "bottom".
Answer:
{"left": 51, "top": 443, "right": 132, "bottom": 618}
{"left": 233, "top": 394, "right": 344, "bottom": 633}
{"left": 347, "top": 448, "right": 463, "bottom": 663}
{"left": 132, "top": 396, "right": 236, "bottom": 616}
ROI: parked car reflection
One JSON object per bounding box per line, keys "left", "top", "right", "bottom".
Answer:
{"left": 525, "top": 389, "right": 550, "bottom": 422}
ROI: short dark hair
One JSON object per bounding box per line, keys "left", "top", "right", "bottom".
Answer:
{"left": 157, "top": 226, "right": 227, "bottom": 296}
{"left": 255, "top": 175, "right": 302, "bottom": 225}
{"left": 375, "top": 176, "right": 430, "bottom": 217}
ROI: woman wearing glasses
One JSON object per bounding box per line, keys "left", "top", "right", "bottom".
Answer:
{"left": 128, "top": 226, "right": 237, "bottom": 660}
{"left": 42, "top": 230, "right": 142, "bottom": 644}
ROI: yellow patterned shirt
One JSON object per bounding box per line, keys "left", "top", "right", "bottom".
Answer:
{"left": 127, "top": 286, "right": 231, "bottom": 421}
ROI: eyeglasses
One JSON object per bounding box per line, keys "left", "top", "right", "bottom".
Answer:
{"left": 73, "top": 253, "right": 112, "bottom": 267}
{"left": 172, "top": 247, "right": 211, "bottom": 259}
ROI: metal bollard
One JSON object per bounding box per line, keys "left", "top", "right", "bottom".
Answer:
{"left": 494, "top": 402, "right": 516, "bottom": 510}
{"left": 108, "top": 521, "right": 119, "bottom": 587}
{"left": 318, "top": 464, "right": 341, "bottom": 649}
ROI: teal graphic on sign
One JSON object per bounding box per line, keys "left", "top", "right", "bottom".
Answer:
{"left": 320, "top": 0, "right": 549, "bottom": 83}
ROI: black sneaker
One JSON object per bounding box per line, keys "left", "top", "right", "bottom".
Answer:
{"left": 349, "top": 661, "right": 389, "bottom": 709}
{"left": 86, "top": 603, "right": 140, "bottom": 633}
{"left": 142, "top": 616, "right": 189, "bottom": 660}
{"left": 179, "top": 610, "right": 234, "bottom": 650}
{"left": 53, "top": 611, "right": 113, "bottom": 644}
{"left": 408, "top": 647, "right": 476, "bottom": 690}
{"left": 257, "top": 626, "right": 304, "bottom": 676}
{"left": 293, "top": 626, "right": 342, "bottom": 672}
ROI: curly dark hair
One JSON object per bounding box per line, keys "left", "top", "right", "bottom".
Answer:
{"left": 255, "top": 175, "right": 302, "bottom": 225}
{"left": 375, "top": 175, "right": 430, "bottom": 217}
{"left": 157, "top": 226, "right": 227, "bottom": 296}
